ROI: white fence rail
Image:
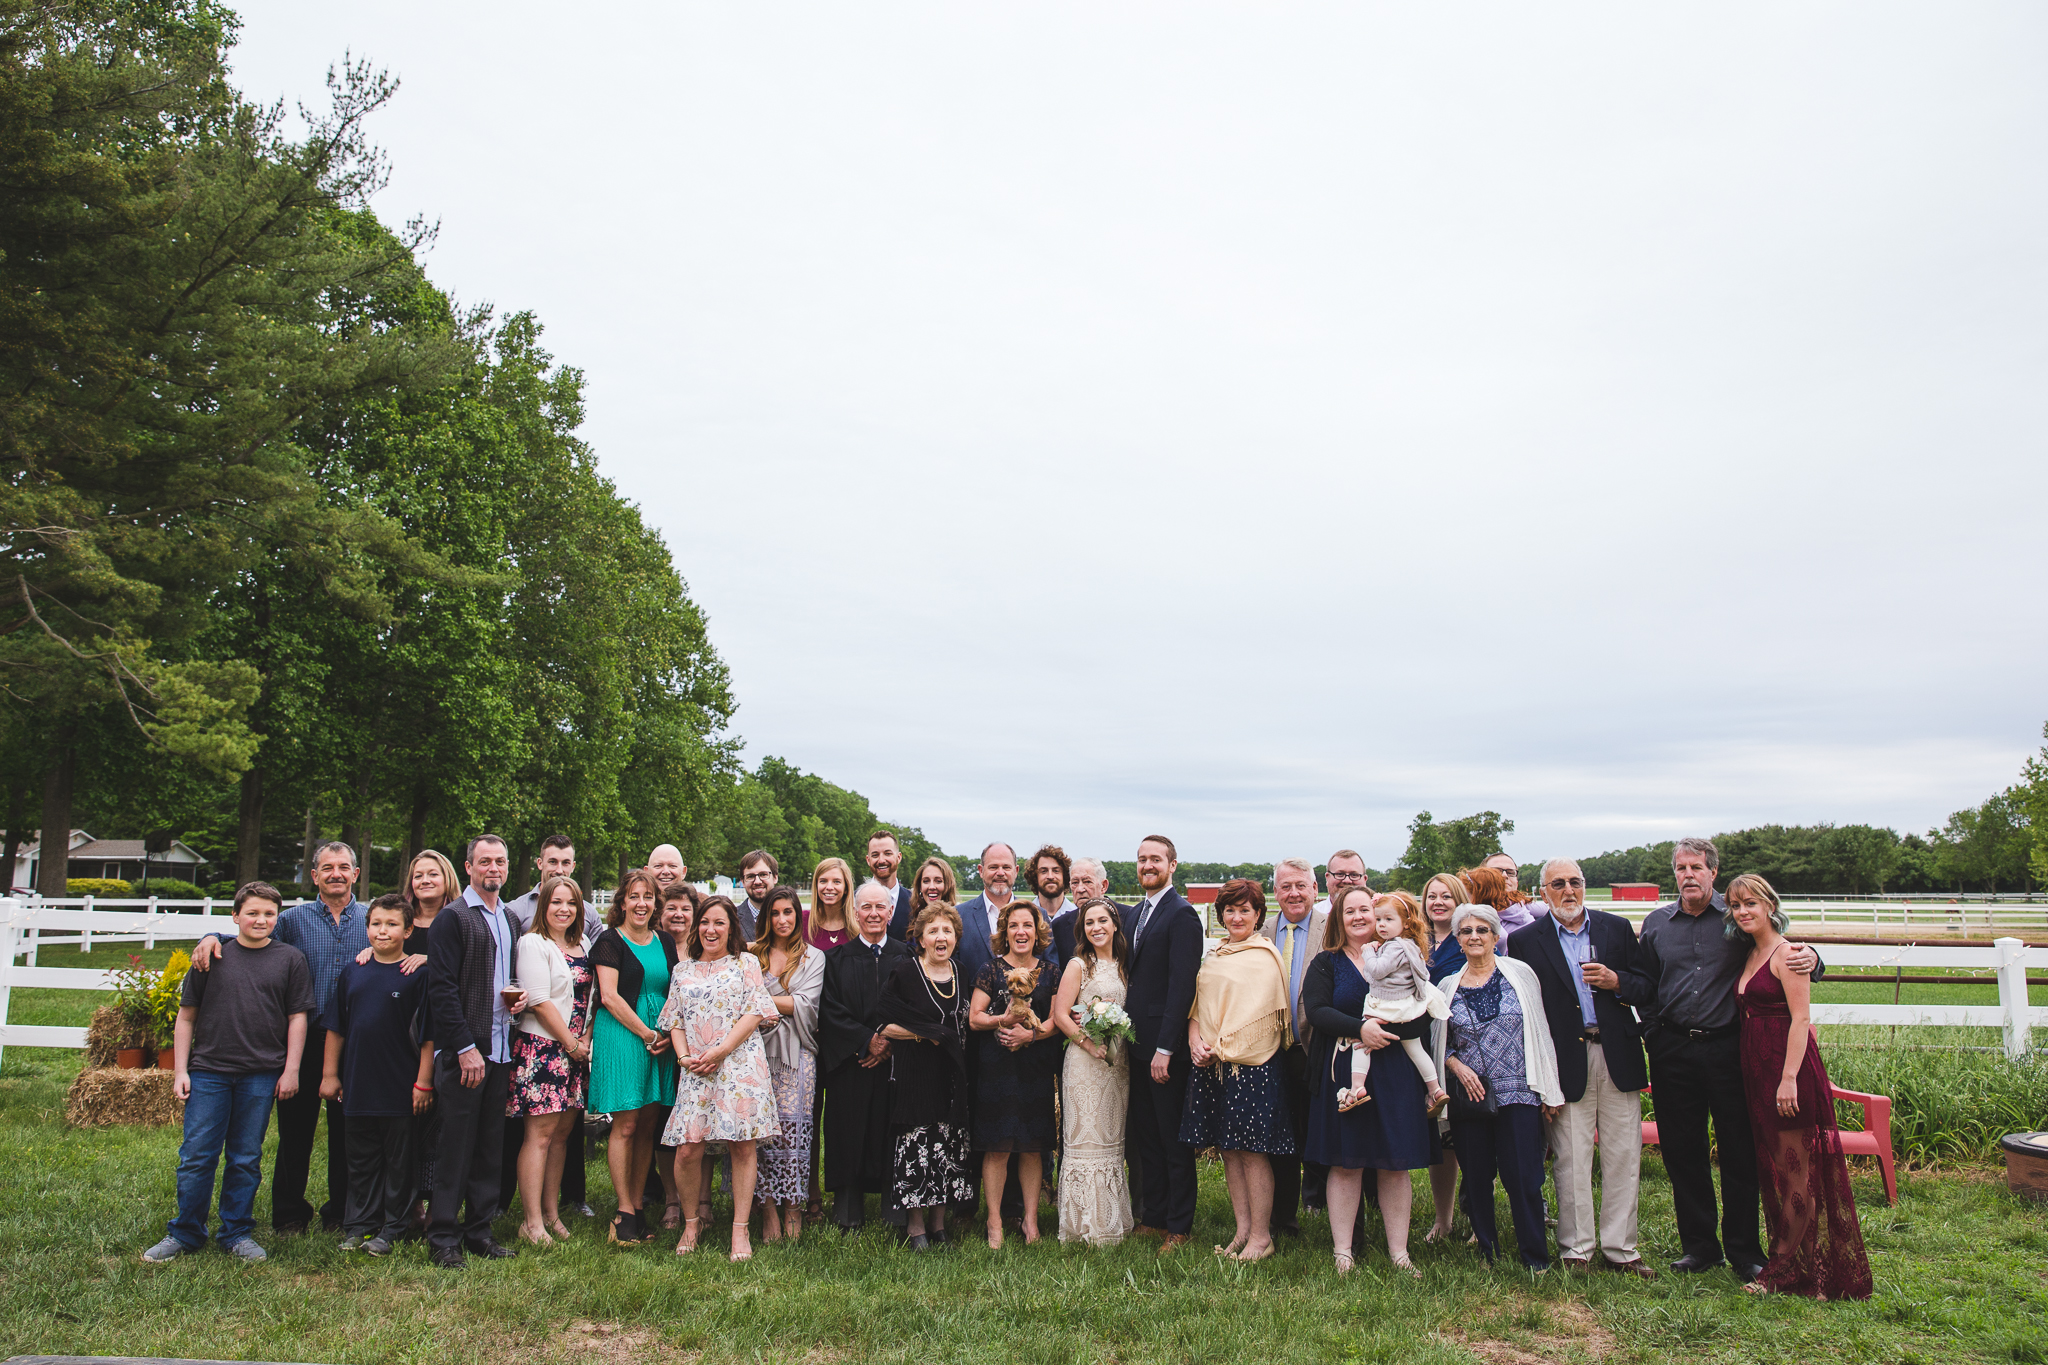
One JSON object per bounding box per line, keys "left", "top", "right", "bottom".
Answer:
{"left": 2, "top": 900, "right": 2043, "bottom": 1070}
{"left": 1, "top": 897, "right": 233, "bottom": 1069}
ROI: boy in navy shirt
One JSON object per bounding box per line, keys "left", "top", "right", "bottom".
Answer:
{"left": 321, "top": 893, "right": 434, "bottom": 1254}
{"left": 143, "top": 882, "right": 313, "bottom": 1264}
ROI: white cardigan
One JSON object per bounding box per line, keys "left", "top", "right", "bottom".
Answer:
{"left": 1431, "top": 956, "right": 1563, "bottom": 1108}
{"left": 515, "top": 934, "right": 581, "bottom": 1040}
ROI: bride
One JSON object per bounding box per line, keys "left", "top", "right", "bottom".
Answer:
{"left": 1049, "top": 898, "right": 1135, "bottom": 1245}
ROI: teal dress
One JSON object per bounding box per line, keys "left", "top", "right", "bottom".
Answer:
{"left": 590, "top": 933, "right": 677, "bottom": 1114}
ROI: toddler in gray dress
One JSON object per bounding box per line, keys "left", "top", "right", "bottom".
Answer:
{"left": 1338, "top": 897, "right": 1450, "bottom": 1114}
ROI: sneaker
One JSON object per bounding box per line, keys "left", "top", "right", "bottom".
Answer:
{"left": 339, "top": 1235, "right": 366, "bottom": 1252}
{"left": 141, "top": 1236, "right": 188, "bottom": 1264}
{"left": 363, "top": 1237, "right": 394, "bottom": 1257}
{"left": 226, "top": 1237, "right": 268, "bottom": 1263}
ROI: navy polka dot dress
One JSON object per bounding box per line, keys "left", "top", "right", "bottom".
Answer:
{"left": 1179, "top": 1052, "right": 1297, "bottom": 1155}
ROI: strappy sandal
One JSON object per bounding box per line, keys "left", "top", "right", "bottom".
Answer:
{"left": 729, "top": 1222, "right": 752, "bottom": 1263}
{"left": 1334, "top": 1250, "right": 1355, "bottom": 1276}
{"left": 1390, "top": 1254, "right": 1423, "bottom": 1279}
{"left": 674, "top": 1217, "right": 700, "bottom": 1255}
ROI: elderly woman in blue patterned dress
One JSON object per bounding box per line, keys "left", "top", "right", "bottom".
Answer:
{"left": 1430, "top": 904, "right": 1563, "bottom": 1270}
{"left": 660, "top": 895, "right": 781, "bottom": 1263}
{"left": 746, "top": 886, "right": 825, "bottom": 1242}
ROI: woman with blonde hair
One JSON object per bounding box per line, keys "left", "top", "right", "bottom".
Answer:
{"left": 806, "top": 857, "right": 856, "bottom": 953}
{"left": 1418, "top": 873, "right": 1469, "bottom": 1244}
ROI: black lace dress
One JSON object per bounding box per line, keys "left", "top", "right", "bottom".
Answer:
{"left": 878, "top": 957, "right": 973, "bottom": 1209}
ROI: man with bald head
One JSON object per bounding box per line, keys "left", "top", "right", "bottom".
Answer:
{"left": 647, "top": 844, "right": 687, "bottom": 893}
{"left": 1506, "top": 859, "right": 1656, "bottom": 1278}
{"left": 818, "top": 881, "right": 913, "bottom": 1233}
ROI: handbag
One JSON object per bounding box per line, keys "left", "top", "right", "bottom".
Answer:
{"left": 1445, "top": 1072, "right": 1497, "bottom": 1124}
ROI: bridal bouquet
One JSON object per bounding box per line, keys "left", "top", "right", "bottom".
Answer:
{"left": 1073, "top": 998, "right": 1136, "bottom": 1051}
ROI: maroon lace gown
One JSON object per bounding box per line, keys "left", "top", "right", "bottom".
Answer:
{"left": 1737, "top": 952, "right": 1874, "bottom": 1299}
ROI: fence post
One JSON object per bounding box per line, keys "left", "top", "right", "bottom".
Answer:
{"left": 81, "top": 893, "right": 93, "bottom": 953}
{"left": 145, "top": 894, "right": 159, "bottom": 950}
{"left": 0, "top": 897, "right": 17, "bottom": 1075}
{"left": 1997, "top": 936, "right": 2033, "bottom": 1061}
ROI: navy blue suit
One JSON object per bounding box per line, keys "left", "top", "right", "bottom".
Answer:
{"left": 883, "top": 883, "right": 915, "bottom": 942}
{"left": 1122, "top": 888, "right": 1204, "bottom": 1235}
{"left": 953, "top": 893, "right": 1005, "bottom": 982}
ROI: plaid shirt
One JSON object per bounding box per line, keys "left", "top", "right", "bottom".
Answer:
{"left": 273, "top": 898, "right": 370, "bottom": 1020}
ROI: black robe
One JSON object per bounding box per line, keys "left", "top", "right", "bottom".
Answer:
{"left": 819, "top": 936, "right": 912, "bottom": 1191}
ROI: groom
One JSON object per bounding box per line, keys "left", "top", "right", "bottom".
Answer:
{"left": 1122, "top": 834, "right": 1204, "bottom": 1253}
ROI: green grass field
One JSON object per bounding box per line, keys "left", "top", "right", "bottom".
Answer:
{"left": 1, "top": 1056, "right": 2046, "bottom": 1365}
{"left": 6, "top": 943, "right": 2048, "bottom": 1362}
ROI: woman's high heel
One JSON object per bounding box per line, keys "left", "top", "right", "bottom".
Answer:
{"left": 675, "top": 1216, "right": 701, "bottom": 1255}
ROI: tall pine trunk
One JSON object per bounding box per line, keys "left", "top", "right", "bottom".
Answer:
{"left": 236, "top": 766, "right": 265, "bottom": 887}
{"left": 1, "top": 779, "right": 27, "bottom": 895}
{"left": 35, "top": 733, "right": 75, "bottom": 898}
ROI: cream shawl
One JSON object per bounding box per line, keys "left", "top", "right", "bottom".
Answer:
{"left": 1189, "top": 935, "right": 1292, "bottom": 1066}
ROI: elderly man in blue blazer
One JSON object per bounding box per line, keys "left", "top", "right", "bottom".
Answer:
{"left": 1505, "top": 858, "right": 1657, "bottom": 1279}
{"left": 1122, "top": 835, "right": 1205, "bottom": 1253}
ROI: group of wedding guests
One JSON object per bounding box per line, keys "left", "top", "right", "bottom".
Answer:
{"left": 149, "top": 828, "right": 1875, "bottom": 1301}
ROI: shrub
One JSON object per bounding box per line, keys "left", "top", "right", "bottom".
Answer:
{"left": 132, "top": 878, "right": 208, "bottom": 900}
{"left": 66, "top": 878, "right": 131, "bottom": 898}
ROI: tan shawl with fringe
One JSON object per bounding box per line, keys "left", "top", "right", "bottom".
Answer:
{"left": 1189, "top": 935, "right": 1291, "bottom": 1066}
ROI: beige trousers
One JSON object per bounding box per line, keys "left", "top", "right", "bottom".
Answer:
{"left": 1544, "top": 1039, "right": 1642, "bottom": 1263}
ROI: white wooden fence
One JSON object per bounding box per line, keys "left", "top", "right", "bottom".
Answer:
{"left": 2, "top": 898, "right": 2043, "bottom": 1071}
{"left": 0, "top": 897, "right": 231, "bottom": 1068}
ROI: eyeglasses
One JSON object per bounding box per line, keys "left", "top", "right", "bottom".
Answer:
{"left": 1327, "top": 870, "right": 1367, "bottom": 883}
{"left": 1547, "top": 878, "right": 1585, "bottom": 890}
{"left": 1455, "top": 926, "right": 1494, "bottom": 937}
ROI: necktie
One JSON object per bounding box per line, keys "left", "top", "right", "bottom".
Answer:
{"left": 1132, "top": 896, "right": 1155, "bottom": 949}
{"left": 1279, "top": 922, "right": 1296, "bottom": 986}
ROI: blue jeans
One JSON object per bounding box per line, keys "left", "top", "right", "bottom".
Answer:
{"left": 169, "top": 1069, "right": 280, "bottom": 1249}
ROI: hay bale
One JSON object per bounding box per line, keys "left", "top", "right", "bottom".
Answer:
{"left": 65, "top": 1066, "right": 184, "bottom": 1128}
{"left": 84, "top": 1003, "right": 142, "bottom": 1069}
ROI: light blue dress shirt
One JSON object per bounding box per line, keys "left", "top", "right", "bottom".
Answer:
{"left": 1552, "top": 913, "right": 1599, "bottom": 1028}
{"left": 466, "top": 886, "right": 515, "bottom": 1064}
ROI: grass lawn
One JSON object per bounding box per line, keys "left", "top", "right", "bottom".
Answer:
{"left": 6, "top": 944, "right": 2048, "bottom": 1362}
{"left": 2, "top": 1057, "right": 2046, "bottom": 1365}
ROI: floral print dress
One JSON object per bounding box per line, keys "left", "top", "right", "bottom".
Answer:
{"left": 657, "top": 954, "right": 783, "bottom": 1145}
{"left": 507, "top": 952, "right": 592, "bottom": 1116}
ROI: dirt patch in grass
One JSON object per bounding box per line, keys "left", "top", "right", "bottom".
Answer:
{"left": 553, "top": 1320, "right": 700, "bottom": 1365}
{"left": 1443, "top": 1299, "right": 1616, "bottom": 1365}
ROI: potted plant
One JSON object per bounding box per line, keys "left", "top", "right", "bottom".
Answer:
{"left": 148, "top": 950, "right": 191, "bottom": 1068}
{"left": 106, "top": 955, "right": 155, "bottom": 1068}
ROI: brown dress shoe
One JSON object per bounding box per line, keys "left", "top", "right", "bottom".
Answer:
{"left": 1605, "top": 1258, "right": 1658, "bottom": 1280}
{"left": 1132, "top": 1225, "right": 1167, "bottom": 1240}
{"left": 1560, "top": 1256, "right": 1592, "bottom": 1272}
{"left": 1158, "top": 1233, "right": 1192, "bottom": 1254}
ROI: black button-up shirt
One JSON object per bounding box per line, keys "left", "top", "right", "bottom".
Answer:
{"left": 1631, "top": 891, "right": 1824, "bottom": 1031}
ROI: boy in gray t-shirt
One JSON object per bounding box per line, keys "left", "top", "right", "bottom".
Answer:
{"left": 143, "top": 883, "right": 313, "bottom": 1265}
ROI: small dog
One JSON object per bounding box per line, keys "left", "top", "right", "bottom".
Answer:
{"left": 1002, "top": 964, "right": 1042, "bottom": 1030}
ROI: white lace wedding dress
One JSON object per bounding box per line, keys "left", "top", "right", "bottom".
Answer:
{"left": 1057, "top": 957, "right": 1135, "bottom": 1245}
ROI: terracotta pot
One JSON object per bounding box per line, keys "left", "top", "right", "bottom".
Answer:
{"left": 115, "top": 1048, "right": 146, "bottom": 1070}
{"left": 155, "top": 1048, "right": 176, "bottom": 1071}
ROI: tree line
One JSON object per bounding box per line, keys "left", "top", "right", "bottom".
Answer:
{"left": 1376, "top": 734, "right": 2048, "bottom": 897}
{"left": 0, "top": 0, "right": 935, "bottom": 900}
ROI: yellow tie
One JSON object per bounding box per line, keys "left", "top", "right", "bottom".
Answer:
{"left": 1278, "top": 924, "right": 1297, "bottom": 1047}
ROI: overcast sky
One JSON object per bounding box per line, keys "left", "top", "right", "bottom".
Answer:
{"left": 230, "top": 2, "right": 2048, "bottom": 868}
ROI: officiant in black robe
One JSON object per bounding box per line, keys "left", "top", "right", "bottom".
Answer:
{"left": 819, "top": 883, "right": 913, "bottom": 1231}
